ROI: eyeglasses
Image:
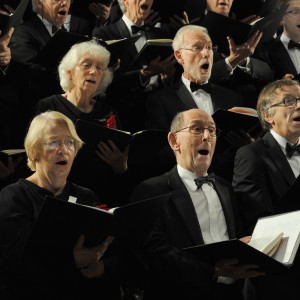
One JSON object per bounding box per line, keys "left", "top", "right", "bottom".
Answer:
{"left": 267, "top": 96, "right": 300, "bottom": 110}
{"left": 285, "top": 10, "right": 300, "bottom": 16}
{"left": 180, "top": 44, "right": 217, "bottom": 53}
{"left": 175, "top": 125, "right": 221, "bottom": 137}
{"left": 78, "top": 61, "right": 105, "bottom": 73}
{"left": 44, "top": 139, "right": 75, "bottom": 150}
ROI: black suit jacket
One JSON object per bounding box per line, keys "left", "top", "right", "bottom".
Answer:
{"left": 145, "top": 78, "right": 242, "bottom": 131}
{"left": 130, "top": 166, "right": 244, "bottom": 300}
{"left": 233, "top": 132, "right": 296, "bottom": 234}
{"left": 9, "top": 14, "right": 92, "bottom": 97}
{"left": 265, "top": 37, "right": 299, "bottom": 80}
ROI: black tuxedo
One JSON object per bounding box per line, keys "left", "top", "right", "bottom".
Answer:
{"left": 233, "top": 132, "right": 300, "bottom": 300}
{"left": 146, "top": 78, "right": 242, "bottom": 131}
{"left": 130, "top": 166, "right": 245, "bottom": 300}
{"left": 265, "top": 37, "right": 299, "bottom": 80}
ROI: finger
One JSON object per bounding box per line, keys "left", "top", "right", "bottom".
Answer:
{"left": 182, "top": 11, "right": 189, "bottom": 24}
{"left": 74, "top": 234, "right": 85, "bottom": 250}
{"left": 3, "top": 4, "right": 15, "bottom": 14}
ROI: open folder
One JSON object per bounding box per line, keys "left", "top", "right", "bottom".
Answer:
{"left": 201, "top": 3, "right": 288, "bottom": 55}
{"left": 75, "top": 119, "right": 168, "bottom": 164}
{"left": 130, "top": 39, "right": 174, "bottom": 67}
{"left": 184, "top": 239, "right": 290, "bottom": 275}
{"left": 0, "top": 0, "right": 29, "bottom": 36}
{"left": 26, "top": 193, "right": 170, "bottom": 252}
{"left": 34, "top": 31, "right": 140, "bottom": 70}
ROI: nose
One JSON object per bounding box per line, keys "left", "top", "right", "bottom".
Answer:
{"left": 202, "top": 128, "right": 211, "bottom": 140}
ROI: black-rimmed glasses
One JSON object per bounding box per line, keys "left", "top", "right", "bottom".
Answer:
{"left": 267, "top": 96, "right": 300, "bottom": 110}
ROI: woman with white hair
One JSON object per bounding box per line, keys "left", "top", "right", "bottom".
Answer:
{"left": 35, "top": 39, "right": 130, "bottom": 207}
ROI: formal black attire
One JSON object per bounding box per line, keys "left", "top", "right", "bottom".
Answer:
{"left": 92, "top": 17, "right": 174, "bottom": 132}
{"left": 265, "top": 36, "right": 300, "bottom": 80}
{"left": 34, "top": 94, "right": 131, "bottom": 207}
{"left": 130, "top": 166, "right": 246, "bottom": 300}
{"left": 8, "top": 14, "right": 93, "bottom": 129}
{"left": 233, "top": 131, "right": 300, "bottom": 299}
{"left": 0, "top": 179, "right": 121, "bottom": 300}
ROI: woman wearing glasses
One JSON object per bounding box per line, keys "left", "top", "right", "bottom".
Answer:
{"left": 0, "top": 111, "right": 122, "bottom": 300}
{"left": 233, "top": 79, "right": 300, "bottom": 300}
{"left": 35, "top": 40, "right": 130, "bottom": 208}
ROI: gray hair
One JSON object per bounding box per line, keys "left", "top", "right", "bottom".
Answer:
{"left": 58, "top": 39, "right": 113, "bottom": 96}
{"left": 172, "top": 25, "right": 209, "bottom": 51}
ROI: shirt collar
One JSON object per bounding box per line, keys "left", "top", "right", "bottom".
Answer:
{"left": 122, "top": 15, "right": 144, "bottom": 35}
{"left": 177, "top": 164, "right": 208, "bottom": 192}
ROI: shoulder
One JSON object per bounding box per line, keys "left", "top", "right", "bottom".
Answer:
{"left": 69, "top": 182, "right": 99, "bottom": 205}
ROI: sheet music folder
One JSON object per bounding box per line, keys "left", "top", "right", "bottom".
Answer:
{"left": 34, "top": 31, "right": 140, "bottom": 69}
{"left": 75, "top": 119, "right": 168, "bottom": 164}
{"left": 27, "top": 193, "right": 170, "bottom": 252}
{"left": 202, "top": 4, "right": 288, "bottom": 55}
{"left": 212, "top": 108, "right": 261, "bottom": 134}
{"left": 184, "top": 239, "right": 290, "bottom": 275}
{"left": 0, "top": 0, "right": 29, "bottom": 36}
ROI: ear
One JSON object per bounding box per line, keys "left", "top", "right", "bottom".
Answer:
{"left": 263, "top": 111, "right": 274, "bottom": 126}
{"left": 174, "top": 49, "right": 183, "bottom": 65}
{"left": 168, "top": 131, "right": 180, "bottom": 151}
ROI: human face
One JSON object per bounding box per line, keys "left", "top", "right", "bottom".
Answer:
{"left": 265, "top": 84, "right": 300, "bottom": 144}
{"left": 36, "top": 0, "right": 71, "bottom": 28}
{"left": 206, "top": 0, "right": 233, "bottom": 16}
{"left": 35, "top": 120, "right": 76, "bottom": 184}
{"left": 175, "top": 30, "right": 214, "bottom": 84}
{"left": 171, "top": 109, "right": 217, "bottom": 176}
{"left": 282, "top": 0, "right": 300, "bottom": 42}
{"left": 123, "top": 0, "right": 153, "bottom": 24}
{"left": 69, "top": 55, "right": 105, "bottom": 96}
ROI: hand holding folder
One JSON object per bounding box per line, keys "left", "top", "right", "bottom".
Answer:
{"left": 26, "top": 193, "right": 170, "bottom": 252}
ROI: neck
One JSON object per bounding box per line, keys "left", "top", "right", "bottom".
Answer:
{"left": 63, "top": 91, "right": 95, "bottom": 113}
{"left": 28, "top": 173, "right": 66, "bottom": 196}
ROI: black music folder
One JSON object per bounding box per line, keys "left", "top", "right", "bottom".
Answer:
{"left": 27, "top": 193, "right": 170, "bottom": 252}
{"left": 202, "top": 4, "right": 288, "bottom": 55}
{"left": 130, "top": 39, "right": 173, "bottom": 67}
{"left": 34, "top": 30, "right": 93, "bottom": 69}
{"left": 0, "top": 149, "right": 26, "bottom": 166}
{"left": 184, "top": 239, "right": 290, "bottom": 275}
{"left": 0, "top": 0, "right": 29, "bottom": 36}
{"left": 212, "top": 108, "right": 262, "bottom": 135}
{"left": 75, "top": 119, "right": 168, "bottom": 163}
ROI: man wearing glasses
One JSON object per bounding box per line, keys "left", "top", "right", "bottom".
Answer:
{"left": 265, "top": 0, "right": 300, "bottom": 80}
{"left": 130, "top": 108, "right": 264, "bottom": 300}
{"left": 233, "top": 79, "right": 300, "bottom": 299}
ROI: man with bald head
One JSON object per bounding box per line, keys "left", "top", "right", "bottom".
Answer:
{"left": 130, "top": 108, "right": 264, "bottom": 300}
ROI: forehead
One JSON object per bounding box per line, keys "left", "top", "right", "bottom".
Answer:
{"left": 184, "top": 110, "right": 215, "bottom": 125}
{"left": 43, "top": 120, "right": 70, "bottom": 136}
{"left": 183, "top": 31, "right": 212, "bottom": 45}
{"left": 273, "top": 84, "right": 300, "bottom": 97}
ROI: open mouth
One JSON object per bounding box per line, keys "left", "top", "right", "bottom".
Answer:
{"left": 293, "top": 116, "right": 300, "bottom": 121}
{"left": 56, "top": 160, "right": 67, "bottom": 165}
{"left": 58, "top": 10, "right": 67, "bottom": 16}
{"left": 201, "top": 63, "right": 209, "bottom": 70}
{"left": 86, "top": 79, "right": 96, "bottom": 84}
{"left": 140, "top": 2, "right": 149, "bottom": 10}
{"left": 198, "top": 149, "right": 209, "bottom": 155}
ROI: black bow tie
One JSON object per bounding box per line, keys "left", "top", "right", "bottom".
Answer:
{"left": 288, "top": 40, "right": 300, "bottom": 50}
{"left": 286, "top": 143, "right": 300, "bottom": 158}
{"left": 131, "top": 23, "right": 153, "bottom": 34}
{"left": 194, "top": 175, "right": 215, "bottom": 189}
{"left": 190, "top": 82, "right": 211, "bottom": 93}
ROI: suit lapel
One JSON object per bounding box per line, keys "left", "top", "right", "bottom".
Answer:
{"left": 176, "top": 80, "right": 198, "bottom": 109}
{"left": 168, "top": 168, "right": 204, "bottom": 245}
{"left": 263, "top": 132, "right": 295, "bottom": 184}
